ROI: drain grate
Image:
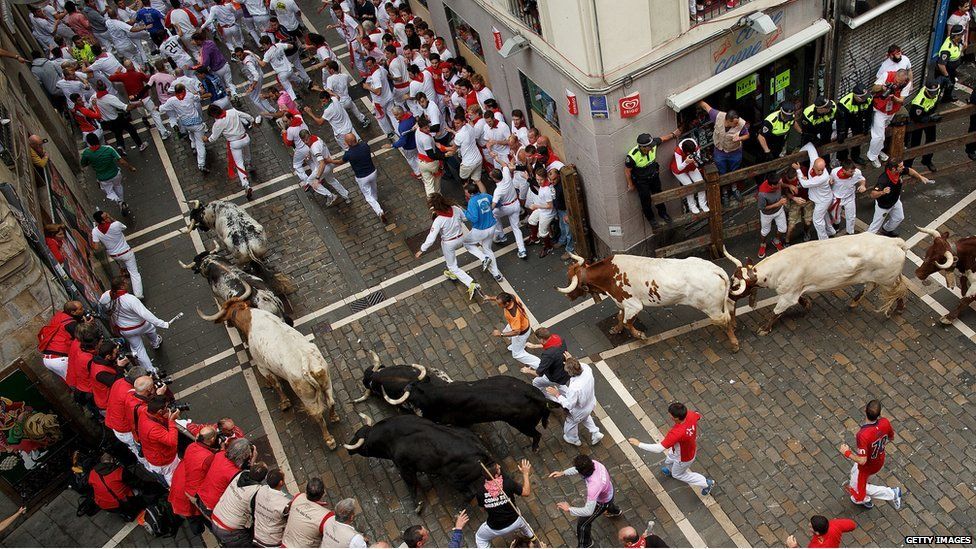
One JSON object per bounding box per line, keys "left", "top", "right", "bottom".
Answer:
{"left": 349, "top": 290, "right": 387, "bottom": 312}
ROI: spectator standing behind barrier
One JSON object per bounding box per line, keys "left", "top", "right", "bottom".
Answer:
{"left": 624, "top": 131, "right": 679, "bottom": 229}
{"left": 936, "top": 25, "right": 965, "bottom": 103}
{"left": 252, "top": 467, "right": 291, "bottom": 547}
{"left": 903, "top": 81, "right": 942, "bottom": 172}
{"left": 698, "top": 100, "right": 748, "bottom": 204}
{"left": 836, "top": 85, "right": 872, "bottom": 165}
{"left": 755, "top": 174, "right": 787, "bottom": 259}
{"left": 867, "top": 69, "right": 910, "bottom": 168}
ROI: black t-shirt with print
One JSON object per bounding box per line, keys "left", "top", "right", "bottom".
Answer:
{"left": 476, "top": 475, "right": 522, "bottom": 530}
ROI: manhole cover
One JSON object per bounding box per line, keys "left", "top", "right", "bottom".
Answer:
{"left": 349, "top": 290, "right": 386, "bottom": 312}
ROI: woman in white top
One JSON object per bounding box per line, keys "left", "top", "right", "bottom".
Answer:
{"left": 415, "top": 193, "right": 483, "bottom": 300}
{"left": 99, "top": 276, "right": 169, "bottom": 372}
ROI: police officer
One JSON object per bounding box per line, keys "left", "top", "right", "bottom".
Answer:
{"left": 937, "top": 25, "right": 965, "bottom": 103}
{"left": 624, "top": 130, "right": 679, "bottom": 228}
{"left": 797, "top": 96, "right": 837, "bottom": 150}
{"left": 836, "top": 85, "right": 872, "bottom": 164}
{"left": 757, "top": 101, "right": 795, "bottom": 161}
{"left": 904, "top": 80, "right": 942, "bottom": 171}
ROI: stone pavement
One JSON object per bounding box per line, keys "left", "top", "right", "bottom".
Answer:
{"left": 5, "top": 8, "right": 976, "bottom": 548}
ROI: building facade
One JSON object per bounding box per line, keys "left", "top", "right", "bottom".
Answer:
{"left": 412, "top": 0, "right": 942, "bottom": 253}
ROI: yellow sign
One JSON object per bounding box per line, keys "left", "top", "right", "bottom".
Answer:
{"left": 735, "top": 74, "right": 758, "bottom": 99}
{"left": 771, "top": 70, "right": 790, "bottom": 95}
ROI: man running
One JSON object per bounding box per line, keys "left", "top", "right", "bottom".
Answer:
{"left": 829, "top": 159, "right": 867, "bottom": 236}
{"left": 362, "top": 56, "right": 397, "bottom": 138}
{"left": 488, "top": 292, "right": 539, "bottom": 368}
{"left": 297, "top": 128, "right": 349, "bottom": 206}
{"left": 839, "top": 399, "right": 906, "bottom": 510}
{"left": 546, "top": 355, "right": 603, "bottom": 447}
{"left": 91, "top": 211, "right": 143, "bottom": 299}
{"left": 786, "top": 516, "right": 857, "bottom": 548}
{"left": 204, "top": 104, "right": 256, "bottom": 198}
{"left": 416, "top": 193, "right": 482, "bottom": 299}
{"left": 159, "top": 82, "right": 208, "bottom": 172}
{"left": 474, "top": 459, "right": 536, "bottom": 548}
{"left": 462, "top": 182, "right": 503, "bottom": 283}
{"left": 629, "top": 401, "right": 715, "bottom": 496}
{"left": 549, "top": 454, "right": 621, "bottom": 548}
{"left": 81, "top": 133, "right": 136, "bottom": 217}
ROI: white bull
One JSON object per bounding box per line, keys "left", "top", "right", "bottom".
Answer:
{"left": 198, "top": 299, "right": 340, "bottom": 449}
{"left": 184, "top": 199, "right": 268, "bottom": 266}
{"left": 557, "top": 253, "right": 739, "bottom": 352}
{"left": 724, "top": 232, "right": 910, "bottom": 335}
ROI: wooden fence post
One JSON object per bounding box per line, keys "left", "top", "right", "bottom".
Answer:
{"left": 705, "top": 168, "right": 723, "bottom": 258}
{"left": 560, "top": 165, "right": 593, "bottom": 259}
{"left": 889, "top": 122, "right": 907, "bottom": 162}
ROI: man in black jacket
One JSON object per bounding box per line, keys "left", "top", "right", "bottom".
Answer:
{"left": 522, "top": 327, "right": 570, "bottom": 402}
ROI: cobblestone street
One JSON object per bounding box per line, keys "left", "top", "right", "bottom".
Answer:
{"left": 5, "top": 4, "right": 976, "bottom": 548}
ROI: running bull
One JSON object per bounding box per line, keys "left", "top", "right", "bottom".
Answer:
{"left": 343, "top": 413, "right": 490, "bottom": 514}
{"left": 725, "top": 232, "right": 909, "bottom": 335}
{"left": 915, "top": 227, "right": 975, "bottom": 324}
{"left": 197, "top": 298, "right": 340, "bottom": 448}
{"left": 178, "top": 249, "right": 293, "bottom": 323}
{"left": 381, "top": 375, "right": 550, "bottom": 451}
{"left": 352, "top": 350, "right": 453, "bottom": 406}
{"left": 556, "top": 253, "right": 739, "bottom": 352}
{"left": 183, "top": 199, "right": 267, "bottom": 266}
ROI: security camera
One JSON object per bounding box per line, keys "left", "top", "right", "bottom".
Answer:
{"left": 741, "top": 12, "right": 777, "bottom": 35}
{"left": 498, "top": 34, "right": 530, "bottom": 58}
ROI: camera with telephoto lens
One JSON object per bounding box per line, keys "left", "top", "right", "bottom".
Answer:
{"left": 879, "top": 83, "right": 897, "bottom": 99}
{"left": 168, "top": 402, "right": 191, "bottom": 412}
{"left": 152, "top": 373, "right": 174, "bottom": 389}
{"left": 109, "top": 338, "right": 138, "bottom": 368}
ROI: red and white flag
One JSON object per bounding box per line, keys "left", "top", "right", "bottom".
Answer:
{"left": 566, "top": 90, "right": 578, "bottom": 116}
{"left": 492, "top": 27, "right": 503, "bottom": 51}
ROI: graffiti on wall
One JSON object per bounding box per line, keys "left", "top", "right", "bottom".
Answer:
{"left": 711, "top": 9, "right": 785, "bottom": 75}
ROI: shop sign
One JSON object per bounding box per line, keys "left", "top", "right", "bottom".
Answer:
{"left": 589, "top": 95, "right": 609, "bottom": 119}
{"left": 492, "top": 26, "right": 503, "bottom": 51}
{"left": 619, "top": 92, "right": 641, "bottom": 118}
{"left": 711, "top": 9, "right": 785, "bottom": 75}
{"left": 735, "top": 73, "right": 758, "bottom": 99}
{"left": 566, "top": 90, "right": 579, "bottom": 116}
{"left": 770, "top": 69, "right": 790, "bottom": 95}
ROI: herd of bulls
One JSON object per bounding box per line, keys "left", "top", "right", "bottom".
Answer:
{"left": 177, "top": 196, "right": 976, "bottom": 512}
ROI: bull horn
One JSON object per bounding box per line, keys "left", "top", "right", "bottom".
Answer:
{"left": 729, "top": 277, "right": 748, "bottom": 297}
{"left": 936, "top": 251, "right": 954, "bottom": 270}
{"left": 342, "top": 438, "right": 365, "bottom": 451}
{"left": 412, "top": 364, "right": 427, "bottom": 381}
{"left": 723, "top": 246, "right": 743, "bottom": 268}
{"left": 181, "top": 199, "right": 201, "bottom": 209}
{"left": 359, "top": 412, "right": 373, "bottom": 427}
{"left": 569, "top": 253, "right": 585, "bottom": 266}
{"left": 238, "top": 280, "right": 253, "bottom": 300}
{"left": 368, "top": 350, "right": 380, "bottom": 370}
{"left": 351, "top": 389, "right": 371, "bottom": 403}
{"left": 178, "top": 260, "right": 194, "bottom": 270}
{"left": 208, "top": 241, "right": 220, "bottom": 254}
{"left": 916, "top": 226, "right": 942, "bottom": 239}
{"left": 196, "top": 306, "right": 224, "bottom": 322}
{"left": 382, "top": 387, "right": 410, "bottom": 405}
{"left": 556, "top": 275, "right": 580, "bottom": 294}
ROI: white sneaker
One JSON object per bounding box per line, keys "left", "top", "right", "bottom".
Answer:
{"left": 562, "top": 435, "right": 582, "bottom": 447}
{"left": 689, "top": 205, "right": 701, "bottom": 214}
{"left": 590, "top": 431, "right": 605, "bottom": 445}
{"left": 255, "top": 115, "right": 263, "bottom": 125}
{"left": 879, "top": 152, "right": 889, "bottom": 161}
{"left": 151, "top": 335, "right": 163, "bottom": 349}
{"left": 700, "top": 203, "right": 710, "bottom": 213}
{"left": 871, "top": 158, "right": 882, "bottom": 168}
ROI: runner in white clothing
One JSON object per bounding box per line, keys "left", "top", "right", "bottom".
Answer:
{"left": 234, "top": 47, "right": 276, "bottom": 113}
{"left": 158, "top": 83, "right": 208, "bottom": 171}
{"left": 793, "top": 142, "right": 834, "bottom": 240}
{"left": 91, "top": 211, "right": 143, "bottom": 299}
{"left": 201, "top": 0, "right": 243, "bottom": 51}
{"left": 159, "top": 28, "right": 194, "bottom": 68}
{"left": 203, "top": 104, "right": 257, "bottom": 198}
{"left": 297, "top": 128, "right": 349, "bottom": 206}
{"left": 240, "top": 0, "right": 270, "bottom": 44}
{"left": 829, "top": 159, "right": 867, "bottom": 235}
{"left": 99, "top": 276, "right": 170, "bottom": 372}
{"left": 302, "top": 92, "right": 359, "bottom": 151}
{"left": 105, "top": 9, "right": 150, "bottom": 68}
{"left": 488, "top": 156, "right": 528, "bottom": 259}
{"left": 415, "top": 193, "right": 483, "bottom": 299}
{"left": 324, "top": 60, "right": 369, "bottom": 128}
{"left": 545, "top": 357, "right": 603, "bottom": 447}
{"left": 270, "top": 0, "right": 301, "bottom": 33}
{"left": 255, "top": 37, "right": 305, "bottom": 101}
{"left": 362, "top": 57, "right": 397, "bottom": 137}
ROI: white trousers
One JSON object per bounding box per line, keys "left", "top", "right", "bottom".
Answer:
{"left": 441, "top": 236, "right": 480, "bottom": 286}
{"left": 183, "top": 122, "right": 207, "bottom": 169}
{"left": 42, "top": 356, "right": 69, "bottom": 380}
{"left": 288, "top": 53, "right": 311, "bottom": 85}
{"left": 868, "top": 110, "right": 894, "bottom": 162}
{"left": 759, "top": 209, "right": 787, "bottom": 237}
{"left": 811, "top": 199, "right": 835, "bottom": 240}
{"left": 664, "top": 450, "right": 708, "bottom": 488}
{"left": 849, "top": 463, "right": 896, "bottom": 503}
{"left": 674, "top": 170, "right": 707, "bottom": 212}
{"left": 114, "top": 430, "right": 147, "bottom": 465}
{"left": 830, "top": 196, "right": 857, "bottom": 234}
{"left": 467, "top": 226, "right": 501, "bottom": 277}
{"left": 243, "top": 15, "right": 269, "bottom": 45}
{"left": 867, "top": 199, "right": 904, "bottom": 234}
{"left": 507, "top": 328, "right": 540, "bottom": 368}
{"left": 229, "top": 135, "right": 252, "bottom": 188}
{"left": 140, "top": 97, "right": 170, "bottom": 137}
{"left": 247, "top": 85, "right": 276, "bottom": 113}
{"left": 563, "top": 411, "right": 600, "bottom": 445}
{"left": 493, "top": 201, "right": 526, "bottom": 253}
{"left": 419, "top": 159, "right": 441, "bottom": 195}
{"left": 475, "top": 516, "right": 534, "bottom": 548}
{"left": 528, "top": 209, "right": 556, "bottom": 237}
{"left": 99, "top": 172, "right": 125, "bottom": 205}
{"left": 372, "top": 99, "right": 396, "bottom": 135}
{"left": 276, "top": 69, "right": 300, "bottom": 101}
{"left": 215, "top": 64, "right": 236, "bottom": 96}
{"left": 400, "top": 147, "right": 420, "bottom": 175}
{"left": 113, "top": 250, "right": 142, "bottom": 298}
{"left": 355, "top": 171, "right": 383, "bottom": 216}
{"left": 532, "top": 376, "right": 564, "bottom": 402}
{"left": 119, "top": 321, "right": 160, "bottom": 372}
{"left": 146, "top": 455, "right": 180, "bottom": 486}
{"left": 300, "top": 162, "right": 349, "bottom": 200}
{"left": 340, "top": 96, "right": 367, "bottom": 124}
{"left": 218, "top": 25, "right": 244, "bottom": 51}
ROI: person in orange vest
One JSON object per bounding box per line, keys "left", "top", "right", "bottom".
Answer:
{"left": 88, "top": 453, "right": 145, "bottom": 520}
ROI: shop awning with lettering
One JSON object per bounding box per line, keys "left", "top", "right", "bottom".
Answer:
{"left": 666, "top": 19, "right": 832, "bottom": 111}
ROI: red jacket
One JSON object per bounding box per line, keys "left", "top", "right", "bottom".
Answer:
{"left": 169, "top": 441, "right": 217, "bottom": 516}
{"left": 45, "top": 237, "right": 66, "bottom": 263}
{"left": 134, "top": 406, "right": 178, "bottom": 466}
{"left": 88, "top": 359, "right": 117, "bottom": 410}
{"left": 808, "top": 519, "right": 856, "bottom": 548}
{"left": 104, "top": 381, "right": 137, "bottom": 432}
{"left": 40, "top": 312, "right": 74, "bottom": 355}
{"left": 66, "top": 339, "right": 95, "bottom": 393}
{"left": 89, "top": 466, "right": 132, "bottom": 510}
{"left": 196, "top": 452, "right": 241, "bottom": 510}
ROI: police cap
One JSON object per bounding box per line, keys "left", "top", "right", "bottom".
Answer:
{"left": 925, "top": 80, "right": 941, "bottom": 93}
{"left": 951, "top": 24, "right": 965, "bottom": 36}
{"left": 779, "top": 101, "right": 795, "bottom": 115}
{"left": 813, "top": 96, "right": 829, "bottom": 108}
{"left": 637, "top": 133, "right": 654, "bottom": 146}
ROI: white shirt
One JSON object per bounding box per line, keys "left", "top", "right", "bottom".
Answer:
{"left": 309, "top": 136, "right": 331, "bottom": 165}
{"left": 167, "top": 8, "right": 197, "bottom": 34}
{"left": 94, "top": 93, "right": 128, "bottom": 121}
{"left": 88, "top": 52, "right": 123, "bottom": 79}
{"left": 492, "top": 166, "right": 518, "bottom": 206}
{"left": 453, "top": 124, "right": 481, "bottom": 166}
{"left": 511, "top": 124, "right": 529, "bottom": 147}
{"left": 413, "top": 71, "right": 436, "bottom": 104}
{"left": 321, "top": 100, "right": 354, "bottom": 136}
{"left": 325, "top": 72, "right": 353, "bottom": 101}
{"left": 270, "top": 0, "right": 300, "bottom": 30}
{"left": 160, "top": 92, "right": 204, "bottom": 126}
{"left": 876, "top": 55, "right": 912, "bottom": 79}
{"left": 284, "top": 119, "right": 308, "bottom": 149}
{"left": 242, "top": 0, "right": 268, "bottom": 16}
{"left": 482, "top": 122, "right": 511, "bottom": 163}
{"left": 98, "top": 292, "right": 169, "bottom": 329}
{"left": 431, "top": 42, "right": 453, "bottom": 61}
{"left": 797, "top": 168, "right": 833, "bottom": 203}
{"left": 366, "top": 65, "right": 393, "bottom": 105}
{"left": 420, "top": 205, "right": 466, "bottom": 252}
{"left": 336, "top": 13, "right": 359, "bottom": 42}
{"left": 209, "top": 108, "right": 254, "bottom": 142}
{"left": 105, "top": 18, "right": 137, "bottom": 48}
{"left": 263, "top": 43, "right": 293, "bottom": 75}
{"left": 92, "top": 221, "right": 130, "bottom": 255}
{"left": 171, "top": 74, "right": 202, "bottom": 95}
{"left": 160, "top": 34, "right": 193, "bottom": 68}
{"left": 203, "top": 3, "right": 239, "bottom": 27}
{"left": 30, "top": 13, "right": 57, "bottom": 45}
{"left": 535, "top": 185, "right": 555, "bottom": 211}
{"left": 57, "top": 78, "right": 93, "bottom": 101}
{"left": 555, "top": 364, "right": 596, "bottom": 417}
{"left": 241, "top": 55, "right": 263, "bottom": 84}
{"left": 475, "top": 87, "right": 494, "bottom": 109}
{"left": 415, "top": 129, "right": 436, "bottom": 156}
{"left": 406, "top": 80, "right": 424, "bottom": 117}
{"left": 422, "top": 101, "right": 446, "bottom": 138}
{"left": 387, "top": 55, "right": 408, "bottom": 87}
{"left": 830, "top": 166, "right": 864, "bottom": 201}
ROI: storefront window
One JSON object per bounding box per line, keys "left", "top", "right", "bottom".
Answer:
{"left": 445, "top": 5, "right": 484, "bottom": 61}
{"left": 520, "top": 73, "right": 559, "bottom": 131}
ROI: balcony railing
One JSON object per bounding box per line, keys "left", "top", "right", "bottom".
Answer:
{"left": 691, "top": 0, "right": 756, "bottom": 26}
{"left": 508, "top": 0, "right": 542, "bottom": 36}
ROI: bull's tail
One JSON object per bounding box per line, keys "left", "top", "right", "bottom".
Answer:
{"left": 249, "top": 259, "right": 298, "bottom": 297}
{"left": 894, "top": 237, "right": 911, "bottom": 252}
{"left": 541, "top": 407, "right": 550, "bottom": 429}
{"left": 303, "top": 364, "right": 335, "bottom": 413}
{"left": 876, "top": 275, "right": 908, "bottom": 316}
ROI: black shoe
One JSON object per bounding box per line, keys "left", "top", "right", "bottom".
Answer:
{"left": 882, "top": 229, "right": 900, "bottom": 237}
{"left": 649, "top": 218, "right": 660, "bottom": 229}
{"left": 923, "top": 161, "right": 937, "bottom": 172}
{"left": 661, "top": 212, "right": 673, "bottom": 224}
{"left": 246, "top": 187, "right": 254, "bottom": 201}
{"left": 120, "top": 202, "right": 131, "bottom": 217}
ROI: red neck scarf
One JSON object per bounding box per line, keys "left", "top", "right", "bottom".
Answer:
{"left": 542, "top": 334, "right": 563, "bottom": 349}
{"left": 95, "top": 90, "right": 109, "bottom": 98}
{"left": 97, "top": 220, "right": 112, "bottom": 234}
{"left": 89, "top": 144, "right": 101, "bottom": 152}
{"left": 435, "top": 208, "right": 453, "bottom": 218}
{"left": 289, "top": 115, "right": 304, "bottom": 127}
{"left": 886, "top": 168, "right": 901, "bottom": 183}
{"left": 214, "top": 110, "right": 226, "bottom": 119}
{"left": 758, "top": 180, "right": 777, "bottom": 193}
{"left": 175, "top": 90, "right": 187, "bottom": 100}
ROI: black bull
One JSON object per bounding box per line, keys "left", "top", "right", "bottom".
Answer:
{"left": 343, "top": 414, "right": 491, "bottom": 514}
{"left": 393, "top": 375, "right": 551, "bottom": 451}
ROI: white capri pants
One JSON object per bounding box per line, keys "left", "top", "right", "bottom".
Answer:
{"left": 759, "top": 209, "right": 787, "bottom": 236}
{"left": 867, "top": 199, "right": 904, "bottom": 234}
{"left": 528, "top": 209, "right": 556, "bottom": 237}
{"left": 674, "top": 169, "right": 707, "bottom": 212}
{"left": 118, "top": 321, "right": 160, "bottom": 372}
{"left": 507, "top": 328, "right": 540, "bottom": 368}
{"left": 475, "top": 516, "right": 534, "bottom": 548}
{"left": 440, "top": 236, "right": 480, "bottom": 287}
{"left": 663, "top": 450, "right": 708, "bottom": 488}
{"left": 467, "top": 226, "right": 500, "bottom": 277}
{"left": 355, "top": 170, "right": 384, "bottom": 216}
{"left": 340, "top": 96, "right": 367, "bottom": 125}
{"left": 145, "top": 455, "right": 180, "bottom": 486}
{"left": 99, "top": 173, "right": 125, "bottom": 205}
{"left": 112, "top": 250, "right": 143, "bottom": 298}
{"left": 811, "top": 199, "right": 835, "bottom": 240}
{"left": 868, "top": 110, "right": 895, "bottom": 162}
{"left": 42, "top": 356, "right": 69, "bottom": 380}
{"left": 182, "top": 122, "right": 208, "bottom": 169}
{"left": 830, "top": 196, "right": 856, "bottom": 235}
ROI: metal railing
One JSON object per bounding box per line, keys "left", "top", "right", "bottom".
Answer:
{"left": 691, "top": 0, "right": 757, "bottom": 26}
{"left": 508, "top": 0, "right": 542, "bottom": 36}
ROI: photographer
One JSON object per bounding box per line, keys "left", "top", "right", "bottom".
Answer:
{"left": 211, "top": 462, "right": 269, "bottom": 547}
{"left": 186, "top": 417, "right": 244, "bottom": 445}
{"left": 105, "top": 368, "right": 154, "bottom": 459}
{"left": 37, "top": 300, "right": 87, "bottom": 380}
{"left": 196, "top": 438, "right": 256, "bottom": 516}
{"left": 133, "top": 395, "right": 181, "bottom": 486}
{"left": 88, "top": 452, "right": 146, "bottom": 520}
{"left": 66, "top": 321, "right": 101, "bottom": 415}
{"left": 89, "top": 340, "right": 128, "bottom": 414}
{"left": 169, "top": 426, "right": 220, "bottom": 534}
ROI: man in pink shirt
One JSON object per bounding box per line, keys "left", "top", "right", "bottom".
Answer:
{"left": 629, "top": 401, "right": 715, "bottom": 496}
{"left": 64, "top": 1, "right": 96, "bottom": 42}
{"left": 549, "top": 454, "right": 620, "bottom": 547}
{"left": 148, "top": 61, "right": 177, "bottom": 133}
